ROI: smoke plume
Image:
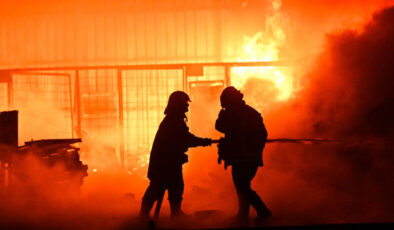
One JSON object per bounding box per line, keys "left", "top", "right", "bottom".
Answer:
{"left": 1, "top": 2, "right": 394, "bottom": 229}
{"left": 253, "top": 5, "right": 394, "bottom": 224}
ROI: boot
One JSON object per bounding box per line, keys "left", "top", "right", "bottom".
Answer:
{"left": 232, "top": 212, "right": 250, "bottom": 228}
{"left": 254, "top": 208, "right": 272, "bottom": 225}
{"left": 250, "top": 192, "right": 272, "bottom": 223}
{"left": 169, "top": 200, "right": 191, "bottom": 220}
{"left": 139, "top": 196, "right": 155, "bottom": 220}
{"left": 255, "top": 202, "right": 271, "bottom": 219}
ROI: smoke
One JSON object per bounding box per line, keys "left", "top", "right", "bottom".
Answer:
{"left": 140, "top": 4, "right": 394, "bottom": 227}
{"left": 279, "top": 0, "right": 394, "bottom": 61}
{"left": 2, "top": 2, "right": 394, "bottom": 229}
{"left": 0, "top": 100, "right": 139, "bottom": 229}
{"left": 297, "top": 6, "right": 394, "bottom": 138}
{"left": 178, "top": 4, "right": 394, "bottom": 227}
{"left": 246, "top": 5, "right": 394, "bottom": 224}
{"left": 79, "top": 131, "right": 121, "bottom": 171}
{"left": 0, "top": 147, "right": 144, "bottom": 229}
{"left": 14, "top": 97, "right": 73, "bottom": 145}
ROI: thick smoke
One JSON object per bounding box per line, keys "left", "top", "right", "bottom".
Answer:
{"left": 249, "top": 5, "right": 394, "bottom": 224}
{"left": 297, "top": 6, "right": 394, "bottom": 138}
{"left": 185, "top": 6, "right": 394, "bottom": 222}
{"left": 2, "top": 2, "right": 394, "bottom": 230}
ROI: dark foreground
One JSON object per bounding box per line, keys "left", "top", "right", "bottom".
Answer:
{"left": 1, "top": 213, "right": 393, "bottom": 230}
{"left": 1, "top": 222, "right": 393, "bottom": 230}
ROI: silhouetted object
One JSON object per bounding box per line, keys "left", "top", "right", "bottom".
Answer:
{"left": 153, "top": 189, "right": 165, "bottom": 219}
{"left": 0, "top": 110, "right": 18, "bottom": 148}
{"left": 215, "top": 86, "right": 271, "bottom": 225}
{"left": 0, "top": 110, "right": 18, "bottom": 187}
{"left": 140, "top": 91, "right": 212, "bottom": 219}
{"left": 0, "top": 111, "right": 88, "bottom": 191}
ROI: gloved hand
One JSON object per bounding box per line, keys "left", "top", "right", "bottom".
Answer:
{"left": 217, "top": 156, "right": 228, "bottom": 170}
{"left": 201, "top": 138, "right": 212, "bottom": 146}
{"left": 182, "top": 153, "right": 188, "bottom": 163}
{"left": 217, "top": 156, "right": 222, "bottom": 164}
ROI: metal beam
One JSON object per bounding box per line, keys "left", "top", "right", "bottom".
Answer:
{"left": 3, "top": 61, "right": 289, "bottom": 73}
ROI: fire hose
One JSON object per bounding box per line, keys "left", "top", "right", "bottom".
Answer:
{"left": 211, "top": 138, "right": 339, "bottom": 144}
{"left": 153, "top": 138, "right": 339, "bottom": 219}
{"left": 152, "top": 137, "right": 383, "bottom": 218}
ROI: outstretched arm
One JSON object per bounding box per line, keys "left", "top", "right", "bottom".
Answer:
{"left": 186, "top": 132, "right": 212, "bottom": 148}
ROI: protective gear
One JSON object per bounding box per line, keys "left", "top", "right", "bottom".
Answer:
{"left": 215, "top": 106, "right": 267, "bottom": 167}
{"left": 220, "top": 86, "right": 244, "bottom": 109}
{"left": 217, "top": 137, "right": 230, "bottom": 169}
{"left": 164, "top": 91, "right": 191, "bottom": 115}
{"left": 201, "top": 138, "right": 212, "bottom": 146}
{"left": 147, "top": 116, "right": 210, "bottom": 180}
{"left": 140, "top": 92, "right": 212, "bottom": 219}
{"left": 215, "top": 87, "right": 271, "bottom": 222}
{"left": 232, "top": 165, "right": 271, "bottom": 221}
{"left": 140, "top": 169, "right": 184, "bottom": 219}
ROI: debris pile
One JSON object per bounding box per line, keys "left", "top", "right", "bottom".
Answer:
{"left": 13, "top": 138, "right": 88, "bottom": 192}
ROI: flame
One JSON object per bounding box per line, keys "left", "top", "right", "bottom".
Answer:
{"left": 232, "top": 0, "right": 292, "bottom": 101}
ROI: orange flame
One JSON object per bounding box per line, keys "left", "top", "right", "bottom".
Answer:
{"left": 232, "top": 0, "right": 292, "bottom": 101}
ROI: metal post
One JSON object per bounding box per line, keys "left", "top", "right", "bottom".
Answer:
{"left": 68, "top": 74, "right": 74, "bottom": 138}
{"left": 75, "top": 70, "right": 82, "bottom": 138}
{"left": 117, "top": 69, "right": 125, "bottom": 169}
{"left": 182, "top": 66, "right": 187, "bottom": 93}
{"left": 7, "top": 72, "right": 12, "bottom": 108}
{"left": 225, "top": 65, "right": 231, "bottom": 87}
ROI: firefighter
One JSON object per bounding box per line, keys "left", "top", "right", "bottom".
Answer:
{"left": 140, "top": 91, "right": 212, "bottom": 219}
{"left": 215, "top": 86, "right": 271, "bottom": 225}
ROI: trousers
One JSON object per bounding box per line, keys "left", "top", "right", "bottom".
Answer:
{"left": 140, "top": 167, "right": 184, "bottom": 216}
{"left": 232, "top": 164, "right": 269, "bottom": 218}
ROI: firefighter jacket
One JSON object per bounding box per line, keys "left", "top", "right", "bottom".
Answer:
{"left": 215, "top": 102, "right": 268, "bottom": 167}
{"left": 147, "top": 113, "right": 209, "bottom": 180}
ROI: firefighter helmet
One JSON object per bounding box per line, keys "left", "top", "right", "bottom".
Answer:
{"left": 164, "top": 91, "right": 191, "bottom": 114}
{"left": 220, "top": 86, "right": 244, "bottom": 108}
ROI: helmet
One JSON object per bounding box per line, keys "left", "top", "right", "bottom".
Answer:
{"left": 164, "top": 91, "right": 191, "bottom": 115}
{"left": 220, "top": 86, "right": 244, "bottom": 108}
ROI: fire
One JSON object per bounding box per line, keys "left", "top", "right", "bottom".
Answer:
{"left": 232, "top": 0, "right": 293, "bottom": 101}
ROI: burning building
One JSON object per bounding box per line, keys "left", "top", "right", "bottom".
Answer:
{"left": 0, "top": 0, "right": 393, "bottom": 229}
{"left": 0, "top": 0, "right": 295, "bottom": 173}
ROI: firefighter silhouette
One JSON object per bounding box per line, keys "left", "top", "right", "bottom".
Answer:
{"left": 140, "top": 91, "right": 212, "bottom": 219}
{"left": 215, "top": 86, "right": 271, "bottom": 225}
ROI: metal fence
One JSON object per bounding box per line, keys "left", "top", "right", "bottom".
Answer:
{"left": 12, "top": 72, "right": 73, "bottom": 142}
{"left": 0, "top": 61, "right": 288, "bottom": 170}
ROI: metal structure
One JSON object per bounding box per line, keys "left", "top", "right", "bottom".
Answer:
{"left": 0, "top": 111, "right": 18, "bottom": 188}
{"left": 14, "top": 138, "right": 88, "bottom": 190}
{"left": 0, "top": 1, "right": 277, "bottom": 68}
{"left": 0, "top": 61, "right": 288, "bottom": 170}
{"left": 0, "top": 1, "right": 292, "bottom": 171}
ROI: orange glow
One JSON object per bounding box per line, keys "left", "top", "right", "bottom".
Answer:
{"left": 232, "top": 0, "right": 293, "bottom": 101}
{"left": 1, "top": 1, "right": 393, "bottom": 228}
